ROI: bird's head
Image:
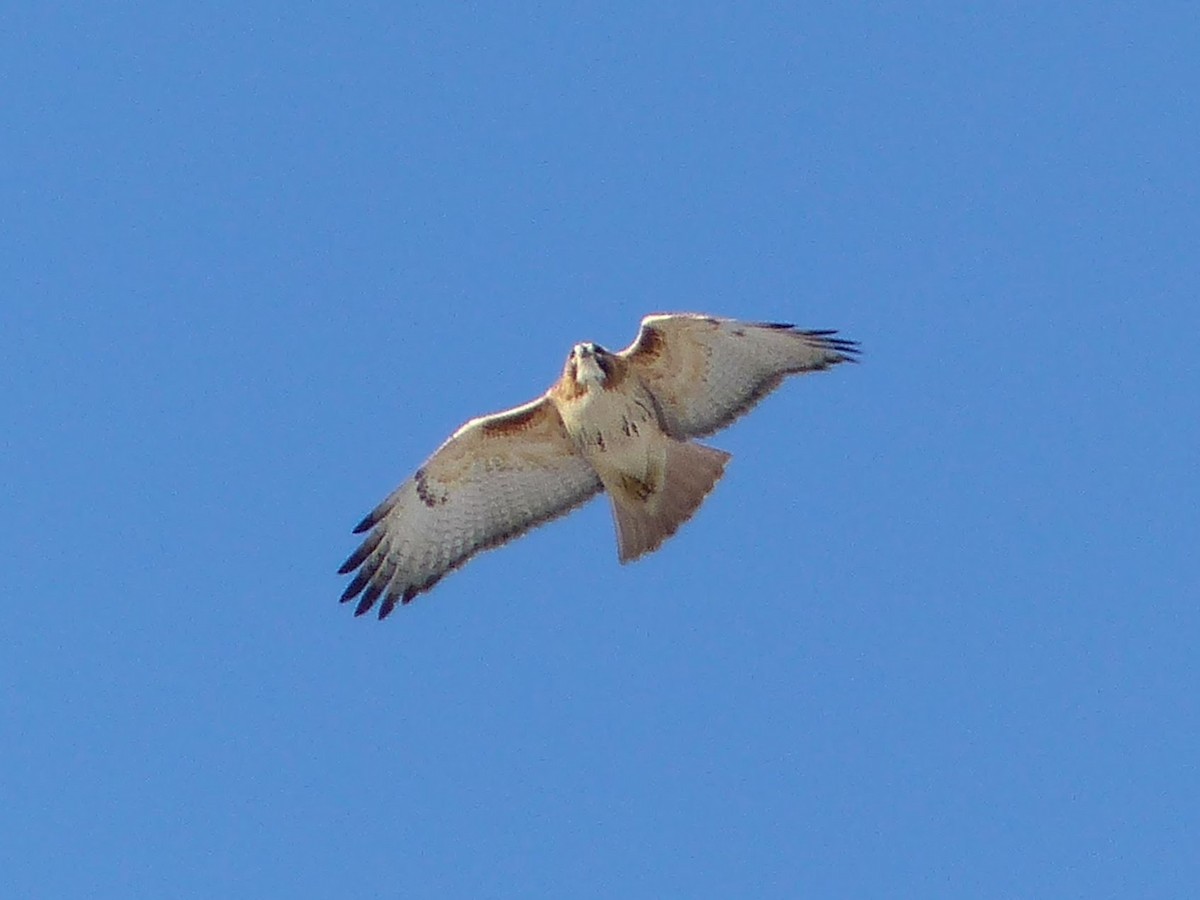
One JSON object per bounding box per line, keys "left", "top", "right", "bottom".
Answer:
{"left": 566, "top": 342, "right": 612, "bottom": 388}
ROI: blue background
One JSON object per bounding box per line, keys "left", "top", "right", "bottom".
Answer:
{"left": 4, "top": 4, "right": 1197, "bottom": 897}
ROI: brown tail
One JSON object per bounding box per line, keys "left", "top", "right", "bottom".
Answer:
{"left": 609, "top": 441, "right": 731, "bottom": 563}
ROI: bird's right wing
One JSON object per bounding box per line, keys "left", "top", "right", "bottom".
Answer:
{"left": 338, "top": 396, "right": 602, "bottom": 618}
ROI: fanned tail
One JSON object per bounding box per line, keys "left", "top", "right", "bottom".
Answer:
{"left": 609, "top": 441, "right": 731, "bottom": 563}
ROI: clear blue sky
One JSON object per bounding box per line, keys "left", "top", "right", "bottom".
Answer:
{"left": 3, "top": 4, "right": 1197, "bottom": 897}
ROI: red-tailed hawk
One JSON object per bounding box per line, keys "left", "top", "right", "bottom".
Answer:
{"left": 339, "top": 313, "right": 858, "bottom": 618}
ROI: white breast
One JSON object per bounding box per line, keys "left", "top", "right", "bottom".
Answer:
{"left": 558, "top": 382, "right": 664, "bottom": 482}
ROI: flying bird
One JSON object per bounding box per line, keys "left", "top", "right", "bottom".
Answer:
{"left": 339, "top": 313, "right": 858, "bottom": 618}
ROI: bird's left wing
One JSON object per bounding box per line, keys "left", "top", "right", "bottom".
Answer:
{"left": 338, "top": 397, "right": 602, "bottom": 618}
{"left": 618, "top": 313, "right": 859, "bottom": 439}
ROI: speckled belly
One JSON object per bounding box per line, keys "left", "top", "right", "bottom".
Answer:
{"left": 559, "top": 384, "right": 664, "bottom": 483}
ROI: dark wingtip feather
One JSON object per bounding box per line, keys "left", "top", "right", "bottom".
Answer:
{"left": 354, "top": 581, "right": 384, "bottom": 617}
{"left": 352, "top": 510, "right": 379, "bottom": 534}
{"left": 352, "top": 495, "right": 397, "bottom": 534}
{"left": 802, "top": 329, "right": 861, "bottom": 362}
{"left": 757, "top": 323, "right": 862, "bottom": 362}
{"left": 378, "top": 584, "right": 420, "bottom": 620}
{"left": 339, "top": 569, "right": 370, "bottom": 604}
{"left": 829, "top": 340, "right": 861, "bottom": 360}
{"left": 337, "top": 530, "right": 383, "bottom": 574}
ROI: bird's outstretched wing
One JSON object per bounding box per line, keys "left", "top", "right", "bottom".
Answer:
{"left": 618, "top": 313, "right": 859, "bottom": 439}
{"left": 338, "top": 397, "right": 602, "bottom": 618}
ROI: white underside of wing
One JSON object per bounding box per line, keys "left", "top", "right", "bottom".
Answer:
{"left": 340, "top": 398, "right": 602, "bottom": 617}
{"left": 623, "top": 314, "right": 858, "bottom": 438}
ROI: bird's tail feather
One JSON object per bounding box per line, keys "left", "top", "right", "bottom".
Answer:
{"left": 609, "top": 441, "right": 730, "bottom": 563}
